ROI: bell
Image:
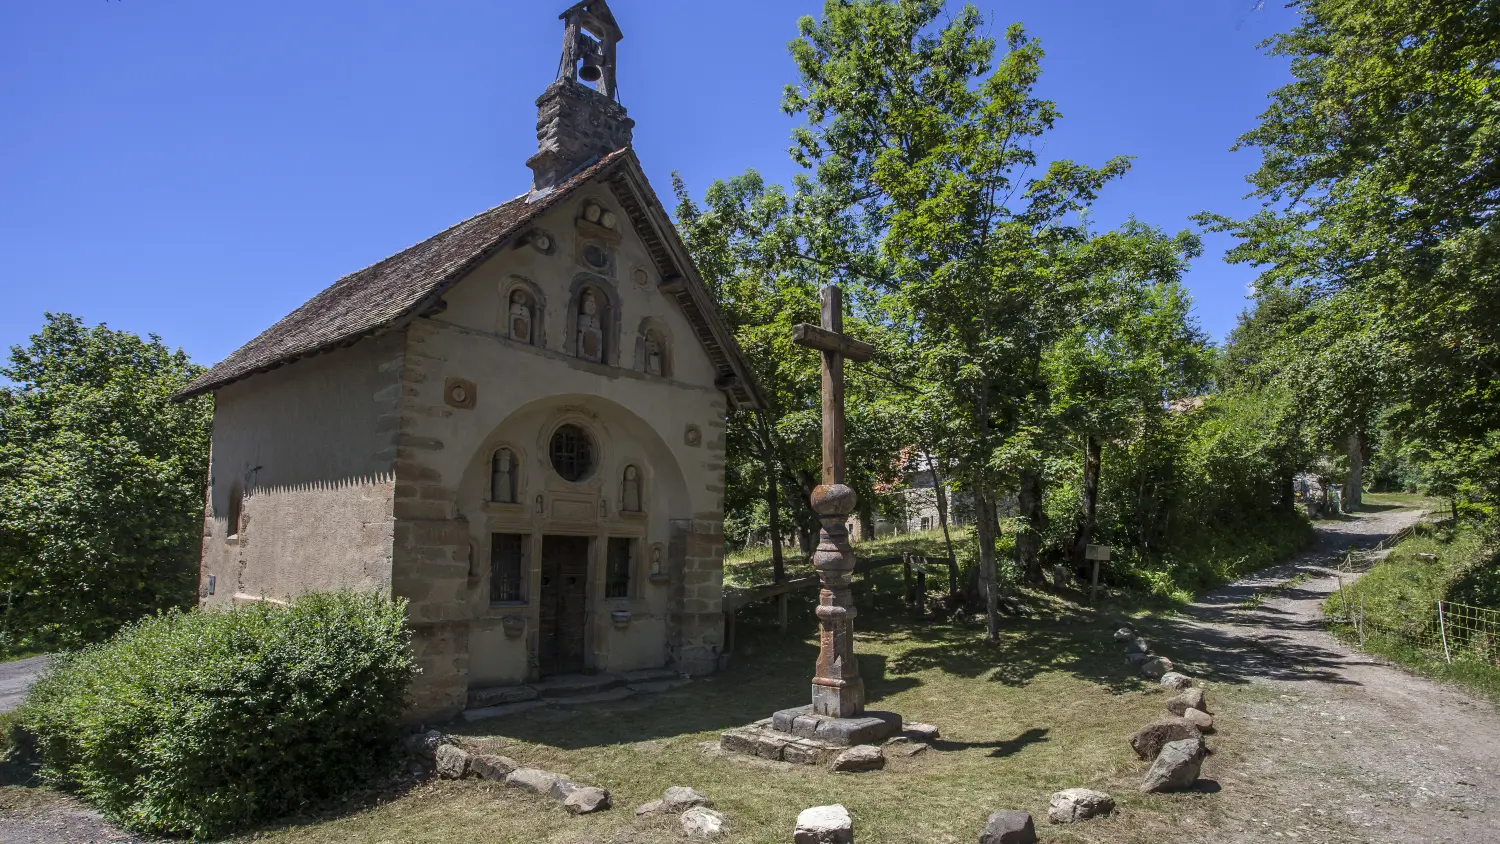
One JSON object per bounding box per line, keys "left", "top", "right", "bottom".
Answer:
{"left": 578, "top": 60, "right": 604, "bottom": 83}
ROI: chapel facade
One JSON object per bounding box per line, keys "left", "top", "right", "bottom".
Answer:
{"left": 181, "top": 0, "right": 763, "bottom": 721}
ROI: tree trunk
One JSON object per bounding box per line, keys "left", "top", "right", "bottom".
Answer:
{"left": 858, "top": 499, "right": 875, "bottom": 543}
{"left": 1072, "top": 434, "right": 1103, "bottom": 569}
{"left": 927, "top": 451, "right": 959, "bottom": 595}
{"left": 765, "top": 461, "right": 785, "bottom": 584}
{"left": 1346, "top": 429, "right": 1364, "bottom": 512}
{"left": 1016, "top": 468, "right": 1046, "bottom": 583}
{"left": 972, "top": 469, "right": 999, "bottom": 641}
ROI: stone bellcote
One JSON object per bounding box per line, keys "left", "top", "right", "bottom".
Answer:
{"left": 527, "top": 0, "right": 635, "bottom": 194}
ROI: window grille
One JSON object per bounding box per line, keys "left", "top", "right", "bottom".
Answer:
{"left": 491, "top": 533, "right": 526, "bottom": 603}
{"left": 606, "top": 537, "right": 633, "bottom": 599}
{"left": 549, "top": 424, "right": 594, "bottom": 482}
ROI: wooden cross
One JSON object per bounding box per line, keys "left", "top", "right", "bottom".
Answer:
{"left": 792, "top": 284, "right": 877, "bottom": 719}
{"left": 793, "top": 286, "right": 875, "bottom": 485}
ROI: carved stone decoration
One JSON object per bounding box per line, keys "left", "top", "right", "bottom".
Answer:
{"left": 684, "top": 424, "right": 702, "bottom": 447}
{"left": 491, "top": 448, "right": 517, "bottom": 504}
{"left": 445, "top": 377, "right": 476, "bottom": 409}
{"left": 644, "top": 331, "right": 664, "bottom": 376}
{"left": 527, "top": 229, "right": 554, "bottom": 254}
{"left": 632, "top": 266, "right": 649, "bottom": 288}
{"left": 578, "top": 291, "right": 604, "bottom": 362}
{"left": 621, "top": 465, "right": 642, "bottom": 512}
{"left": 509, "top": 292, "right": 534, "bottom": 344}
{"left": 649, "top": 545, "right": 667, "bottom": 582}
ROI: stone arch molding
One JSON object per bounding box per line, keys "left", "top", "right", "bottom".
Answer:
{"left": 499, "top": 275, "right": 547, "bottom": 348}
{"left": 633, "top": 316, "right": 674, "bottom": 378}
{"left": 456, "top": 394, "right": 692, "bottom": 519}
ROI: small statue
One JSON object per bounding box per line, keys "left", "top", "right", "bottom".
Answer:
{"left": 622, "top": 465, "right": 642, "bottom": 512}
{"left": 644, "top": 331, "right": 664, "bottom": 376}
{"left": 509, "top": 292, "right": 532, "bottom": 344}
{"left": 491, "top": 449, "right": 515, "bottom": 503}
{"left": 578, "top": 292, "right": 603, "bottom": 362}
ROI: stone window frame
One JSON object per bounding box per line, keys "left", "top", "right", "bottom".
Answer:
{"left": 486, "top": 442, "right": 527, "bottom": 509}
{"left": 488, "top": 531, "right": 531, "bottom": 606}
{"left": 604, "top": 536, "right": 636, "bottom": 600}
{"left": 499, "top": 275, "right": 547, "bottom": 348}
{"left": 617, "top": 458, "right": 649, "bottom": 519}
{"left": 633, "top": 316, "right": 673, "bottom": 378}
{"left": 539, "top": 415, "right": 604, "bottom": 488}
{"left": 224, "top": 479, "right": 245, "bottom": 542}
{"left": 563, "top": 273, "right": 622, "bottom": 366}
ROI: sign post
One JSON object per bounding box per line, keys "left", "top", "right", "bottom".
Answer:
{"left": 1085, "top": 544, "right": 1112, "bottom": 604}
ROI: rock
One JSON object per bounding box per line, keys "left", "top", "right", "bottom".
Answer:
{"left": 1112, "top": 627, "right": 1135, "bottom": 643}
{"left": 1159, "top": 671, "right": 1194, "bottom": 691}
{"left": 1047, "top": 788, "right": 1115, "bottom": 824}
{"left": 434, "top": 743, "right": 470, "bottom": 779}
{"left": 505, "top": 767, "right": 562, "bottom": 795}
{"left": 1129, "top": 717, "right": 1202, "bottom": 761}
{"left": 1182, "top": 707, "right": 1214, "bottom": 731}
{"left": 1139, "top": 656, "right": 1174, "bottom": 679}
{"left": 1141, "top": 737, "right": 1205, "bottom": 793}
{"left": 680, "top": 806, "right": 726, "bottom": 839}
{"left": 402, "top": 729, "right": 444, "bottom": 763}
{"left": 635, "top": 800, "right": 665, "bottom": 817}
{"left": 794, "top": 804, "right": 854, "bottom": 843}
{"left": 903, "top": 722, "right": 941, "bottom": 742}
{"left": 563, "top": 786, "right": 611, "bottom": 815}
{"left": 979, "top": 810, "right": 1037, "bottom": 844}
{"left": 831, "top": 744, "right": 885, "bottom": 773}
{"left": 549, "top": 779, "right": 583, "bottom": 801}
{"left": 1125, "top": 652, "right": 1152, "bottom": 667}
{"left": 662, "top": 786, "right": 714, "bottom": 812}
{"left": 469, "top": 754, "right": 520, "bottom": 781}
{"left": 1164, "top": 688, "right": 1206, "bottom": 717}
{"left": 891, "top": 742, "right": 928, "bottom": 758}
{"left": 1124, "top": 637, "right": 1150, "bottom": 655}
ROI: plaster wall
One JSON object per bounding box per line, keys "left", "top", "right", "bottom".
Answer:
{"left": 198, "top": 333, "right": 402, "bottom": 606}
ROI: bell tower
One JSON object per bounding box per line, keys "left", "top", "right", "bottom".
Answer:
{"left": 527, "top": 0, "right": 635, "bottom": 194}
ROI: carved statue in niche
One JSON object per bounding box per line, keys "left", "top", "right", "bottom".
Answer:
{"left": 644, "top": 330, "right": 664, "bottom": 376}
{"left": 508, "top": 291, "right": 533, "bottom": 344}
{"left": 491, "top": 448, "right": 516, "bottom": 503}
{"left": 578, "top": 291, "right": 604, "bottom": 362}
{"left": 622, "top": 465, "right": 642, "bottom": 512}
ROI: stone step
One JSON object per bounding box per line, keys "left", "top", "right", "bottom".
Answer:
{"left": 627, "top": 679, "right": 692, "bottom": 695}
{"left": 462, "top": 699, "right": 547, "bottom": 722}
{"left": 467, "top": 684, "right": 541, "bottom": 708}
{"left": 531, "top": 673, "right": 627, "bottom": 698}
{"left": 558, "top": 686, "right": 636, "bottom": 705}
{"left": 622, "top": 667, "right": 681, "bottom": 684}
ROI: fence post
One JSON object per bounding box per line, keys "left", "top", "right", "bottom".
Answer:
{"left": 1437, "top": 600, "right": 1453, "bottom": 664}
{"left": 915, "top": 559, "right": 927, "bottom": 618}
{"left": 1358, "top": 590, "right": 1367, "bottom": 647}
{"left": 902, "top": 553, "right": 913, "bottom": 603}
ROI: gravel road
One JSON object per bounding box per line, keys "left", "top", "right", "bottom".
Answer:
{"left": 0, "top": 657, "right": 48, "bottom": 716}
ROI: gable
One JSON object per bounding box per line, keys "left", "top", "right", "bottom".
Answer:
{"left": 177, "top": 150, "right": 762, "bottom": 409}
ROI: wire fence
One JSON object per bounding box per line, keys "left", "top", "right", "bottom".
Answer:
{"left": 1329, "top": 519, "right": 1500, "bottom": 668}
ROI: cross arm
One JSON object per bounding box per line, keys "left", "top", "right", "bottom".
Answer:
{"left": 792, "top": 324, "right": 876, "bottom": 362}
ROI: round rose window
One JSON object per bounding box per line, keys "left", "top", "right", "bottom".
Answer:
{"left": 549, "top": 424, "right": 595, "bottom": 482}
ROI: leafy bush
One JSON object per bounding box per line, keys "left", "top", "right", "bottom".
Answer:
{"left": 15, "top": 591, "right": 415, "bottom": 838}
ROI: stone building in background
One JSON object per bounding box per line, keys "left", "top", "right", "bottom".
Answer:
{"left": 179, "top": 0, "right": 764, "bottom": 721}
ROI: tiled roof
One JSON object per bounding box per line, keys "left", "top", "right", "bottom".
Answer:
{"left": 178, "top": 151, "right": 630, "bottom": 398}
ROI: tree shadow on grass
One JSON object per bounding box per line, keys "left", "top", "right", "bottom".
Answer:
{"left": 929, "top": 726, "right": 1051, "bottom": 758}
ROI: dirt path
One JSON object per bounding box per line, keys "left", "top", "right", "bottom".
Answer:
{"left": 0, "top": 657, "right": 48, "bottom": 716}
{"left": 1159, "top": 507, "right": 1500, "bottom": 844}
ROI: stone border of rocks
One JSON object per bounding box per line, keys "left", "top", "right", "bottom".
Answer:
{"left": 635, "top": 786, "right": 725, "bottom": 839}
{"left": 405, "top": 732, "right": 612, "bottom": 815}
{"left": 1113, "top": 622, "right": 1215, "bottom": 794}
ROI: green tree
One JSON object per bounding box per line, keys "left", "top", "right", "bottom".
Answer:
{"left": 784, "top": 0, "right": 1130, "bottom": 636}
{"left": 0, "top": 314, "right": 211, "bottom": 650}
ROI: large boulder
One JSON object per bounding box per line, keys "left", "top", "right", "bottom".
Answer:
{"left": 662, "top": 786, "right": 714, "bottom": 812}
{"left": 1139, "top": 656, "right": 1174, "bottom": 679}
{"left": 902, "top": 722, "right": 941, "bottom": 742}
{"left": 681, "top": 806, "right": 726, "bottom": 839}
{"left": 563, "top": 786, "right": 612, "bottom": 815}
{"left": 470, "top": 754, "right": 520, "bottom": 781}
{"left": 832, "top": 745, "right": 885, "bottom": 773}
{"left": 1129, "top": 717, "right": 1202, "bottom": 760}
{"left": 1158, "top": 672, "right": 1193, "bottom": 691}
{"left": 1112, "top": 627, "right": 1135, "bottom": 644}
{"left": 979, "top": 810, "right": 1037, "bottom": 844}
{"left": 794, "top": 804, "right": 854, "bottom": 843}
{"left": 1124, "top": 637, "right": 1151, "bottom": 655}
{"left": 1047, "top": 788, "right": 1115, "bottom": 824}
{"left": 1164, "top": 687, "right": 1206, "bottom": 717}
{"left": 505, "top": 768, "right": 562, "bottom": 795}
{"left": 434, "top": 744, "right": 470, "bottom": 779}
{"left": 1182, "top": 708, "right": 1215, "bottom": 731}
{"left": 402, "top": 729, "right": 444, "bottom": 764}
{"left": 1141, "top": 737, "right": 1205, "bottom": 793}
{"left": 1125, "top": 653, "right": 1152, "bottom": 667}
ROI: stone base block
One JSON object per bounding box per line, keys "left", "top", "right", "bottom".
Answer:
{"left": 771, "top": 705, "right": 902, "bottom": 747}
{"left": 718, "top": 726, "right": 842, "bottom": 767}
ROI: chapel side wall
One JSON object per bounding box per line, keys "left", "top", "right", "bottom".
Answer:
{"left": 198, "top": 333, "right": 403, "bottom": 607}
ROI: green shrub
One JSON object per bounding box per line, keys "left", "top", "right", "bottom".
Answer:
{"left": 15, "top": 591, "right": 415, "bottom": 838}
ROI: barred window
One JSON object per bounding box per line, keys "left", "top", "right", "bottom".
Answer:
{"left": 606, "top": 537, "right": 633, "bottom": 599}
{"left": 549, "top": 424, "right": 594, "bottom": 482}
{"left": 491, "top": 533, "right": 527, "bottom": 603}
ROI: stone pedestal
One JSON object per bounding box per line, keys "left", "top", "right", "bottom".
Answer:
{"left": 772, "top": 705, "right": 901, "bottom": 747}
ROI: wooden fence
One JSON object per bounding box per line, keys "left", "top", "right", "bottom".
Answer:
{"left": 720, "top": 552, "right": 956, "bottom": 658}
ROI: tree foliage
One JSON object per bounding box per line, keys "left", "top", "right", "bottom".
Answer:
{"left": 0, "top": 314, "right": 211, "bottom": 650}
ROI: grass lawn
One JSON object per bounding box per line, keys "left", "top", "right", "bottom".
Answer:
{"left": 724, "top": 526, "right": 977, "bottom": 588}
{"left": 219, "top": 569, "right": 1223, "bottom": 844}
{"left": 1359, "top": 491, "right": 1446, "bottom": 512}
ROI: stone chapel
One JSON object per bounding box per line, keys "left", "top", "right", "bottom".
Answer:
{"left": 180, "top": 0, "right": 763, "bottom": 721}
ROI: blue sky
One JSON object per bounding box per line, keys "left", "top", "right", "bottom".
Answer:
{"left": 0, "top": 1, "right": 1296, "bottom": 370}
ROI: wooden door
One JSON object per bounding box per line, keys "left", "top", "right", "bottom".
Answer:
{"left": 539, "top": 535, "right": 590, "bottom": 676}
